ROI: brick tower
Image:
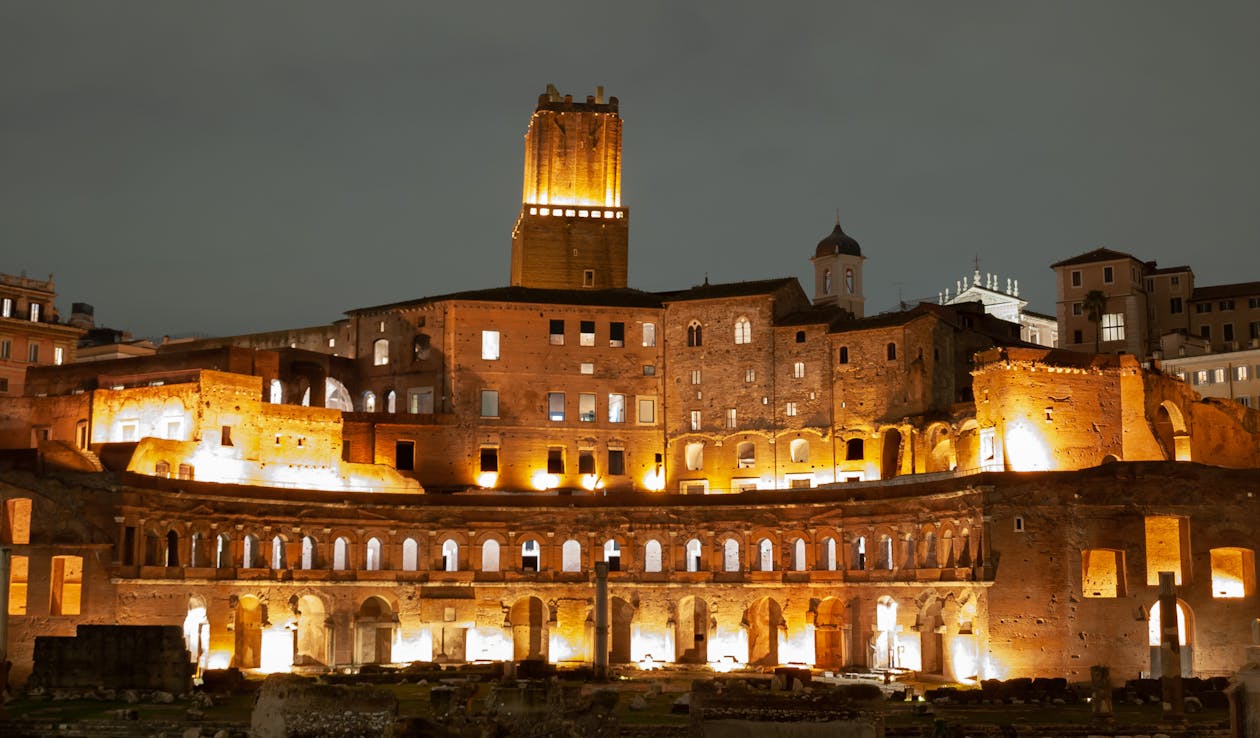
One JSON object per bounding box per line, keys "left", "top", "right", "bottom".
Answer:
{"left": 510, "top": 85, "right": 628, "bottom": 290}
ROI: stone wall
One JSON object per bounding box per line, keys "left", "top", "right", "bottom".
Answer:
{"left": 29, "top": 624, "right": 192, "bottom": 693}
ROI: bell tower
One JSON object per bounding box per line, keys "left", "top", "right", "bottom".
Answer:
{"left": 510, "top": 85, "right": 629, "bottom": 290}
{"left": 811, "top": 218, "right": 865, "bottom": 317}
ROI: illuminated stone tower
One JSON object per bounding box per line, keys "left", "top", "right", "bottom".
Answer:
{"left": 510, "top": 85, "right": 628, "bottom": 290}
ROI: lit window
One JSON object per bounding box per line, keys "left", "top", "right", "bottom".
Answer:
{"left": 609, "top": 322, "right": 624, "bottom": 347}
{"left": 744, "top": 368, "right": 755, "bottom": 382}
{"left": 580, "top": 362, "right": 594, "bottom": 374}
{"left": 1210, "top": 547, "right": 1255, "bottom": 598}
{"left": 734, "top": 317, "right": 751, "bottom": 345}
{"left": 27, "top": 343, "right": 39, "bottom": 363}
{"left": 637, "top": 397, "right": 655, "bottom": 424}
{"left": 549, "top": 319, "right": 565, "bottom": 345}
{"left": 373, "top": 339, "right": 389, "bottom": 366}
{"left": 823, "top": 269, "right": 832, "bottom": 294}
{"left": 685, "top": 442, "right": 703, "bottom": 471}
{"left": 0, "top": 298, "right": 10, "bottom": 317}
{"left": 642, "top": 322, "right": 656, "bottom": 347}
{"left": 1101, "top": 313, "right": 1124, "bottom": 342}
{"left": 548, "top": 392, "right": 565, "bottom": 421}
{"left": 845, "top": 268, "right": 854, "bottom": 294}
{"left": 481, "top": 330, "right": 500, "bottom": 360}
{"left": 689, "top": 410, "right": 701, "bottom": 431}
{"left": 790, "top": 438, "right": 809, "bottom": 463}
{"left": 1082, "top": 549, "right": 1126, "bottom": 598}
{"left": 49, "top": 555, "right": 82, "bottom": 615}
{"left": 785, "top": 402, "right": 798, "bottom": 417}
{"left": 53, "top": 346, "right": 64, "bottom": 365}
{"left": 690, "top": 369, "right": 701, "bottom": 384}
{"left": 793, "top": 361, "right": 805, "bottom": 379}
{"left": 386, "top": 390, "right": 397, "bottom": 413}
{"left": 0, "top": 340, "right": 10, "bottom": 360}
{"left": 29, "top": 303, "right": 40, "bottom": 322}
{"left": 608, "top": 394, "right": 625, "bottom": 423}
{"left": 580, "top": 320, "right": 595, "bottom": 346}
{"left": 1145, "top": 516, "right": 1188, "bottom": 585}
{"left": 362, "top": 391, "right": 376, "bottom": 412}
{"left": 1237, "top": 366, "right": 1249, "bottom": 381}
{"left": 579, "top": 393, "right": 596, "bottom": 422}
{"left": 7, "top": 554, "right": 27, "bottom": 614}
{"left": 1195, "top": 370, "right": 1208, "bottom": 385}
{"left": 737, "top": 441, "right": 755, "bottom": 468}
{"left": 480, "top": 390, "right": 499, "bottom": 418}
{"left": 1214, "top": 368, "right": 1225, "bottom": 384}
{"left": 725, "top": 408, "right": 737, "bottom": 428}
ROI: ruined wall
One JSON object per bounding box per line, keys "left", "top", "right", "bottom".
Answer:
{"left": 30, "top": 625, "right": 193, "bottom": 693}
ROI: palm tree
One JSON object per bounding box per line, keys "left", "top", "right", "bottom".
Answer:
{"left": 1083, "top": 290, "right": 1107, "bottom": 353}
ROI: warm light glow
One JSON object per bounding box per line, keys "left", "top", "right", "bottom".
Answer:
{"left": 580, "top": 474, "right": 599, "bottom": 491}
{"left": 532, "top": 471, "right": 560, "bottom": 490}
{"left": 711, "top": 655, "right": 742, "bottom": 673}
{"left": 1003, "top": 421, "right": 1052, "bottom": 471}
{"left": 549, "top": 633, "right": 580, "bottom": 663}
{"left": 206, "top": 651, "right": 232, "bottom": 670}
{"left": 631, "top": 627, "right": 672, "bottom": 665}
{"left": 477, "top": 472, "right": 498, "bottom": 489}
{"left": 259, "top": 620, "right": 296, "bottom": 674}
{"left": 392, "top": 628, "right": 432, "bottom": 663}
{"left": 1148, "top": 600, "right": 1189, "bottom": 646}
{"left": 779, "top": 624, "right": 815, "bottom": 666}
{"left": 950, "top": 635, "right": 979, "bottom": 684}
{"left": 638, "top": 656, "right": 662, "bottom": 670}
{"left": 1210, "top": 548, "right": 1254, "bottom": 598}
{"left": 467, "top": 627, "right": 512, "bottom": 662}
{"left": 643, "top": 468, "right": 665, "bottom": 492}
{"left": 707, "top": 628, "right": 748, "bottom": 670}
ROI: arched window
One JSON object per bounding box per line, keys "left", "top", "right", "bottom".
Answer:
{"left": 878, "top": 535, "right": 894, "bottom": 570}
{"left": 846, "top": 438, "right": 865, "bottom": 460}
{"left": 402, "top": 537, "right": 419, "bottom": 571}
{"left": 737, "top": 441, "right": 755, "bottom": 469}
{"left": 562, "top": 540, "right": 582, "bottom": 572}
{"left": 521, "top": 539, "right": 540, "bottom": 572}
{"left": 886, "top": 342, "right": 897, "bottom": 361}
{"left": 441, "top": 539, "right": 459, "bottom": 572}
{"left": 822, "top": 537, "right": 838, "bottom": 571}
{"left": 790, "top": 438, "right": 809, "bottom": 464}
{"left": 685, "top": 442, "right": 704, "bottom": 471}
{"left": 301, "top": 536, "right": 316, "bottom": 570}
{"left": 604, "top": 539, "right": 621, "bottom": 572}
{"left": 733, "top": 316, "right": 751, "bottom": 345}
{"left": 373, "top": 339, "right": 389, "bottom": 366}
{"left": 165, "top": 531, "right": 180, "bottom": 567}
{"left": 853, "top": 536, "right": 867, "bottom": 570}
{"left": 365, "top": 537, "right": 382, "bottom": 571}
{"left": 215, "top": 533, "right": 231, "bottom": 569}
{"left": 823, "top": 269, "right": 832, "bottom": 294}
{"left": 481, "top": 539, "right": 500, "bottom": 572}
{"left": 269, "top": 379, "right": 283, "bottom": 404}
{"left": 723, "top": 539, "right": 740, "bottom": 572}
{"left": 687, "top": 321, "right": 703, "bottom": 347}
{"left": 757, "top": 538, "right": 774, "bottom": 572}
{"left": 270, "top": 535, "right": 286, "bottom": 570}
{"left": 644, "top": 540, "right": 663, "bottom": 573}
{"left": 845, "top": 268, "right": 854, "bottom": 294}
{"left": 792, "top": 538, "right": 806, "bottom": 571}
{"left": 333, "top": 537, "right": 349, "bottom": 570}
{"left": 242, "top": 535, "right": 259, "bottom": 569}
{"left": 686, "top": 538, "right": 703, "bottom": 572}
{"left": 386, "top": 390, "right": 397, "bottom": 414}
{"left": 362, "top": 391, "right": 377, "bottom": 413}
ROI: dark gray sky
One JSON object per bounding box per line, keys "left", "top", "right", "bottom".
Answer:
{"left": 4, "top": 2, "right": 1258, "bottom": 338}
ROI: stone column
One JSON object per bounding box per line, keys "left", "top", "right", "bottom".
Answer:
{"left": 1090, "top": 665, "right": 1114, "bottom": 728}
{"left": 593, "top": 562, "right": 609, "bottom": 680}
{"left": 1158, "top": 571, "right": 1185, "bottom": 725}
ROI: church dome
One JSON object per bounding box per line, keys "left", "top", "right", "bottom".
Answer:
{"left": 815, "top": 222, "right": 862, "bottom": 258}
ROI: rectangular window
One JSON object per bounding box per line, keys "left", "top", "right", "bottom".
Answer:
{"left": 580, "top": 362, "right": 594, "bottom": 374}
{"left": 1221, "top": 300, "right": 1235, "bottom": 311}
{"left": 1169, "top": 297, "right": 1183, "bottom": 314}
{"left": 1250, "top": 322, "right": 1260, "bottom": 340}
{"left": 27, "top": 343, "right": 39, "bottom": 363}
{"left": 49, "top": 555, "right": 82, "bottom": 615}
{"left": 1201, "top": 325, "right": 1211, "bottom": 340}
{"left": 373, "top": 339, "right": 389, "bottom": 365}
{"left": 1101, "top": 313, "right": 1124, "bottom": 342}
{"left": 1145, "top": 515, "right": 1189, "bottom": 585}
{"left": 1210, "top": 547, "right": 1255, "bottom": 598}
{"left": 579, "top": 320, "right": 595, "bottom": 346}
{"left": 549, "top": 319, "right": 565, "bottom": 345}
{"left": 408, "top": 387, "right": 434, "bottom": 414}
{"left": 1251, "top": 297, "right": 1260, "bottom": 309}
{"left": 744, "top": 368, "right": 755, "bottom": 382}
{"left": 479, "top": 447, "right": 498, "bottom": 472}
{"left": 643, "top": 365, "right": 655, "bottom": 376}
{"left": 29, "top": 303, "right": 40, "bottom": 322}
{"left": 395, "top": 440, "right": 415, "bottom": 471}
{"left": 583, "top": 269, "right": 595, "bottom": 287}
{"left": 0, "top": 378, "right": 8, "bottom": 393}
{"left": 0, "top": 339, "right": 9, "bottom": 360}
{"left": 1171, "top": 275, "right": 1181, "bottom": 287}
{"left": 1073, "top": 329, "right": 1082, "bottom": 344}
{"left": 641, "top": 322, "right": 656, "bottom": 347}
{"left": 725, "top": 408, "right": 737, "bottom": 429}
{"left": 1071, "top": 270, "right": 1082, "bottom": 287}
{"left": 608, "top": 449, "right": 625, "bottom": 476}
{"left": 1196, "top": 303, "right": 1212, "bottom": 314}
{"left": 609, "top": 322, "right": 624, "bottom": 347}
{"left": 1237, "top": 366, "right": 1249, "bottom": 381}
{"left": 1213, "top": 367, "right": 1226, "bottom": 383}
{"left": 1102, "top": 266, "right": 1114, "bottom": 283}
{"left": 1224, "top": 324, "right": 1235, "bottom": 343}
{"left": 608, "top": 394, "right": 625, "bottom": 423}
{"left": 1194, "top": 370, "right": 1208, "bottom": 385}
{"left": 0, "top": 298, "right": 10, "bottom": 317}
{"left": 793, "top": 361, "right": 805, "bottom": 379}
{"left": 221, "top": 425, "right": 233, "bottom": 447}
{"left": 785, "top": 402, "right": 798, "bottom": 417}
{"left": 579, "top": 393, "right": 596, "bottom": 422}
{"left": 1082, "top": 549, "right": 1126, "bottom": 598}
{"left": 689, "top": 410, "right": 701, "bottom": 431}
{"left": 578, "top": 450, "right": 595, "bottom": 475}
{"left": 637, "top": 397, "right": 656, "bottom": 424}
{"left": 481, "top": 330, "right": 500, "bottom": 360}
{"left": 1072, "top": 302, "right": 1082, "bottom": 316}
{"left": 480, "top": 389, "right": 499, "bottom": 418}
{"left": 690, "top": 369, "right": 701, "bottom": 385}
{"left": 7, "top": 554, "right": 27, "bottom": 615}
{"left": 54, "top": 346, "right": 64, "bottom": 365}
{"left": 548, "top": 392, "right": 565, "bottom": 421}
{"left": 547, "top": 447, "right": 564, "bottom": 474}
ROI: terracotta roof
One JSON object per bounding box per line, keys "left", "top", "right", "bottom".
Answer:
{"left": 348, "top": 286, "right": 664, "bottom": 314}
{"left": 1147, "top": 264, "right": 1193, "bottom": 275}
{"left": 657, "top": 277, "right": 800, "bottom": 302}
{"left": 1191, "top": 281, "right": 1260, "bottom": 301}
{"left": 1050, "top": 247, "right": 1140, "bottom": 268}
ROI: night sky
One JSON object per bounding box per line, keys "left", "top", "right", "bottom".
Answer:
{"left": 4, "top": 2, "right": 1258, "bottom": 339}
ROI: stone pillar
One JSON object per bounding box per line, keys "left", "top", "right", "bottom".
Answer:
{"left": 1158, "top": 571, "right": 1185, "bottom": 725}
{"left": 0, "top": 547, "right": 10, "bottom": 667}
{"left": 593, "top": 562, "right": 609, "bottom": 680}
{"left": 1090, "top": 665, "right": 1114, "bottom": 727}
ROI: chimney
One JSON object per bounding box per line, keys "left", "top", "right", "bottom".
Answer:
{"left": 596, "top": 85, "right": 605, "bottom": 104}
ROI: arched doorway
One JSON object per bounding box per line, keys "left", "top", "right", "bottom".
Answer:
{"left": 873, "top": 596, "right": 899, "bottom": 670}
{"left": 814, "top": 597, "right": 846, "bottom": 669}
{"left": 919, "top": 598, "right": 944, "bottom": 676}
{"left": 509, "top": 596, "right": 549, "bottom": 662}
{"left": 675, "top": 596, "right": 709, "bottom": 664}
{"left": 1149, "top": 599, "right": 1195, "bottom": 677}
{"left": 184, "top": 596, "right": 209, "bottom": 675}
{"left": 233, "top": 595, "right": 263, "bottom": 669}
{"left": 745, "top": 596, "right": 784, "bottom": 666}
{"left": 610, "top": 597, "right": 635, "bottom": 664}
{"left": 1154, "top": 401, "right": 1191, "bottom": 461}
{"left": 356, "top": 596, "right": 395, "bottom": 665}
{"left": 294, "top": 594, "right": 328, "bottom": 667}
{"left": 881, "top": 429, "right": 902, "bottom": 479}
